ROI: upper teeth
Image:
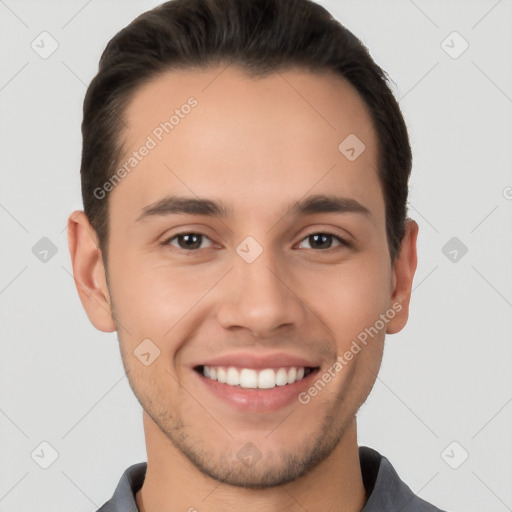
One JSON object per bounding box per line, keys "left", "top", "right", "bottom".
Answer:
{"left": 202, "top": 366, "right": 307, "bottom": 389}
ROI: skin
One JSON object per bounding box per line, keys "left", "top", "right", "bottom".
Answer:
{"left": 68, "top": 65, "right": 418, "bottom": 512}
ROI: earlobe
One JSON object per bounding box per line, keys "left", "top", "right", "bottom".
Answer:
{"left": 67, "top": 210, "right": 116, "bottom": 333}
{"left": 386, "top": 219, "right": 419, "bottom": 335}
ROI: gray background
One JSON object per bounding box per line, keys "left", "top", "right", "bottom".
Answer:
{"left": 1, "top": 0, "right": 511, "bottom": 510}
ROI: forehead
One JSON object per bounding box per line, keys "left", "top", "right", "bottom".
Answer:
{"left": 111, "top": 65, "right": 383, "bottom": 225}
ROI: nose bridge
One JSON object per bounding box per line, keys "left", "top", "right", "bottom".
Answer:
{"left": 216, "top": 240, "right": 307, "bottom": 336}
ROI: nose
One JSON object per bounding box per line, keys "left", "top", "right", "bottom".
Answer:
{"left": 215, "top": 248, "right": 308, "bottom": 338}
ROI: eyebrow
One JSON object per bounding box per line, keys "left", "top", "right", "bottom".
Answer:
{"left": 136, "top": 194, "right": 372, "bottom": 222}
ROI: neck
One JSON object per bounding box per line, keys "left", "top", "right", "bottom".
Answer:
{"left": 136, "top": 412, "right": 368, "bottom": 512}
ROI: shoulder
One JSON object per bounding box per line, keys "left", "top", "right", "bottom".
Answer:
{"left": 359, "top": 446, "right": 447, "bottom": 512}
{"left": 95, "top": 462, "right": 147, "bottom": 512}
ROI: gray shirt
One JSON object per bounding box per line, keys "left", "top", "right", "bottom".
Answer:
{"left": 96, "top": 445, "right": 446, "bottom": 511}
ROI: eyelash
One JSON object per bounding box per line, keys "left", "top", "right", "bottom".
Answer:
{"left": 161, "top": 231, "right": 351, "bottom": 253}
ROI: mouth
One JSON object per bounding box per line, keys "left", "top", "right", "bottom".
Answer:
{"left": 194, "top": 365, "right": 317, "bottom": 389}
{"left": 192, "top": 364, "right": 321, "bottom": 413}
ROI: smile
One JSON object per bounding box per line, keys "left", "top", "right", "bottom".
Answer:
{"left": 197, "top": 365, "right": 315, "bottom": 389}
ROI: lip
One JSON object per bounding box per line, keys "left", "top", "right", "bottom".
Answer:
{"left": 193, "top": 366, "right": 321, "bottom": 413}
{"left": 192, "top": 351, "right": 320, "bottom": 370}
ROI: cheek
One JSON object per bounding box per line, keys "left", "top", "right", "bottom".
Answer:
{"left": 108, "top": 251, "right": 216, "bottom": 339}
{"left": 301, "top": 258, "right": 390, "bottom": 344}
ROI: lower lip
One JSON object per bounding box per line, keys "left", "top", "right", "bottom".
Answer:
{"left": 193, "top": 368, "right": 319, "bottom": 413}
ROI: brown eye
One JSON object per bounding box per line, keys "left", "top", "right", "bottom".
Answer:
{"left": 298, "top": 232, "right": 349, "bottom": 251}
{"left": 164, "top": 233, "right": 213, "bottom": 251}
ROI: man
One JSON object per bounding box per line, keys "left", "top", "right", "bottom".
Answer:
{"left": 67, "top": 0, "right": 446, "bottom": 510}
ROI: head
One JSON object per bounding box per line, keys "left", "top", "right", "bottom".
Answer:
{"left": 69, "top": 0, "right": 418, "bottom": 489}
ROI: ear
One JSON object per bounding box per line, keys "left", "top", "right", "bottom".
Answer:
{"left": 385, "top": 219, "right": 419, "bottom": 335}
{"left": 67, "top": 210, "right": 116, "bottom": 332}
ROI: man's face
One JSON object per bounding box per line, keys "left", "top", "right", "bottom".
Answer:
{"left": 89, "top": 65, "right": 413, "bottom": 487}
